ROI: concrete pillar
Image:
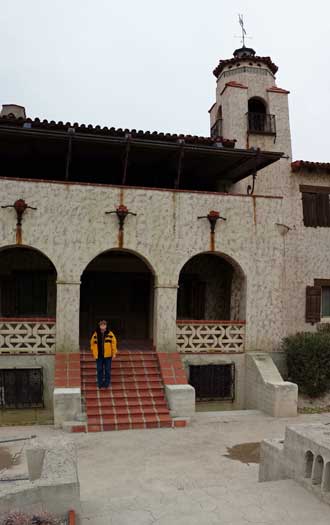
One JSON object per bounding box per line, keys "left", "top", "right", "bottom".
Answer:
{"left": 56, "top": 281, "right": 80, "bottom": 353}
{"left": 153, "top": 284, "right": 178, "bottom": 353}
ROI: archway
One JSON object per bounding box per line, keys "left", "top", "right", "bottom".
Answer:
{"left": 177, "top": 252, "right": 246, "bottom": 321}
{"left": 248, "top": 97, "right": 268, "bottom": 133}
{"left": 0, "top": 245, "right": 57, "bottom": 318}
{"left": 80, "top": 250, "right": 155, "bottom": 350}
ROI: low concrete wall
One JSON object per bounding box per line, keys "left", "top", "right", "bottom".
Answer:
{"left": 259, "top": 423, "right": 330, "bottom": 506}
{"left": 245, "top": 352, "right": 297, "bottom": 417}
{"left": 269, "top": 351, "right": 287, "bottom": 379}
{"left": 0, "top": 436, "right": 81, "bottom": 518}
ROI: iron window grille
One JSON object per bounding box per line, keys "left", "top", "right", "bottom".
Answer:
{"left": 0, "top": 368, "right": 44, "bottom": 409}
{"left": 247, "top": 112, "right": 276, "bottom": 134}
{"left": 189, "top": 364, "right": 235, "bottom": 401}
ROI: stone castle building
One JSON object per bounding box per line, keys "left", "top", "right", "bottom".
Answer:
{"left": 0, "top": 43, "right": 329, "bottom": 430}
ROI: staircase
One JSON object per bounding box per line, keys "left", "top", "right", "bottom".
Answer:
{"left": 81, "top": 350, "right": 173, "bottom": 431}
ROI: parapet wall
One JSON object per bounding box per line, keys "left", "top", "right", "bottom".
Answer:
{"left": 259, "top": 423, "right": 330, "bottom": 505}
{"left": 245, "top": 352, "right": 297, "bottom": 416}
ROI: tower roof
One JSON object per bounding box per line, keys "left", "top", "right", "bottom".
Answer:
{"left": 213, "top": 47, "right": 278, "bottom": 78}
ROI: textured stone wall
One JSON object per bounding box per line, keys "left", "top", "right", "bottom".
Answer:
{"left": 0, "top": 178, "right": 284, "bottom": 352}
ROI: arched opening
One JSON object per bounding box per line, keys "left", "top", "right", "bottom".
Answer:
{"left": 211, "top": 106, "right": 223, "bottom": 138}
{"left": 248, "top": 97, "right": 271, "bottom": 133}
{"left": 0, "top": 246, "right": 57, "bottom": 318}
{"left": 248, "top": 97, "right": 267, "bottom": 115}
{"left": 80, "top": 250, "right": 154, "bottom": 350}
{"left": 312, "top": 455, "right": 324, "bottom": 485}
{"left": 177, "top": 253, "right": 246, "bottom": 404}
{"left": 305, "top": 451, "right": 314, "bottom": 478}
{"left": 177, "top": 253, "right": 245, "bottom": 321}
{"left": 323, "top": 462, "right": 330, "bottom": 491}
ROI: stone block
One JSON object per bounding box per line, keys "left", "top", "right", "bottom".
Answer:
{"left": 53, "top": 387, "right": 82, "bottom": 426}
{"left": 26, "top": 447, "right": 45, "bottom": 481}
{"left": 165, "top": 384, "right": 195, "bottom": 417}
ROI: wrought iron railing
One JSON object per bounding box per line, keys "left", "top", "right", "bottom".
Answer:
{"left": 247, "top": 112, "right": 276, "bottom": 134}
{"left": 176, "top": 320, "right": 245, "bottom": 353}
{"left": 0, "top": 318, "right": 56, "bottom": 354}
{"left": 211, "top": 118, "right": 223, "bottom": 138}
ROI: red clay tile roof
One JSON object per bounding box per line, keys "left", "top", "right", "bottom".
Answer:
{"left": 267, "top": 86, "right": 290, "bottom": 94}
{"left": 291, "top": 160, "right": 330, "bottom": 173}
{"left": 220, "top": 81, "right": 248, "bottom": 95}
{"left": 0, "top": 113, "right": 237, "bottom": 148}
{"left": 213, "top": 55, "right": 278, "bottom": 78}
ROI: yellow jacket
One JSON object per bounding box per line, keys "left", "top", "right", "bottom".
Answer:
{"left": 90, "top": 330, "right": 117, "bottom": 359}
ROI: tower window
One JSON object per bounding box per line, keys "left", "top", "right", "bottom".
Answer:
{"left": 248, "top": 97, "right": 266, "bottom": 114}
{"left": 247, "top": 97, "right": 276, "bottom": 134}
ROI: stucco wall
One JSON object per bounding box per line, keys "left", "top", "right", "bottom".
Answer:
{"left": 0, "top": 178, "right": 284, "bottom": 352}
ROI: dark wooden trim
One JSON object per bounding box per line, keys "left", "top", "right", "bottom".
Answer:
{"left": 314, "top": 279, "right": 330, "bottom": 287}
{"left": 306, "top": 285, "right": 321, "bottom": 324}
{"left": 300, "top": 185, "right": 330, "bottom": 194}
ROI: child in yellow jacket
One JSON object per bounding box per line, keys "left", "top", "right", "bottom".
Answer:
{"left": 90, "top": 320, "right": 117, "bottom": 388}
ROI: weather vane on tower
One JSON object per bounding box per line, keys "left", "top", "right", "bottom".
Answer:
{"left": 238, "top": 14, "right": 248, "bottom": 47}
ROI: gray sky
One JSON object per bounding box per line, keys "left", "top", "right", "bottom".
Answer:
{"left": 1, "top": 0, "right": 329, "bottom": 161}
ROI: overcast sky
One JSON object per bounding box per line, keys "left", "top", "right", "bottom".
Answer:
{"left": 1, "top": 1, "right": 329, "bottom": 161}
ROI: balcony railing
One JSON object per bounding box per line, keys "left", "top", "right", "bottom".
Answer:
{"left": 176, "top": 320, "right": 245, "bottom": 353}
{"left": 247, "top": 112, "right": 276, "bottom": 134}
{"left": 0, "top": 317, "right": 56, "bottom": 354}
{"left": 211, "top": 118, "right": 223, "bottom": 138}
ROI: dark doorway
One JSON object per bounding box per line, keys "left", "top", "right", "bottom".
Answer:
{"left": 80, "top": 251, "right": 154, "bottom": 349}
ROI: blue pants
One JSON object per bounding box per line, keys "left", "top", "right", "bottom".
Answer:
{"left": 96, "top": 357, "right": 112, "bottom": 388}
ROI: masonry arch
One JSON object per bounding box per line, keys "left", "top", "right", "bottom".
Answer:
{"left": 312, "top": 455, "right": 324, "bottom": 485}
{"left": 323, "top": 462, "right": 330, "bottom": 492}
{"left": 305, "top": 451, "right": 314, "bottom": 478}
{"left": 248, "top": 96, "right": 267, "bottom": 114}
{"left": 177, "top": 252, "right": 246, "bottom": 321}
{"left": 79, "top": 248, "right": 155, "bottom": 349}
{"left": 0, "top": 245, "right": 57, "bottom": 318}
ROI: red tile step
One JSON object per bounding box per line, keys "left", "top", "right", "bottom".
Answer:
{"left": 81, "top": 349, "right": 178, "bottom": 432}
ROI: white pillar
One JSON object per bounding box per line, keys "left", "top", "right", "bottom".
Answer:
{"left": 56, "top": 281, "right": 80, "bottom": 353}
{"left": 153, "top": 284, "right": 178, "bottom": 353}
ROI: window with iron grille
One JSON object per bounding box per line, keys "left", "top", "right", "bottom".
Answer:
{"left": 0, "top": 368, "right": 43, "bottom": 409}
{"left": 189, "top": 364, "right": 235, "bottom": 401}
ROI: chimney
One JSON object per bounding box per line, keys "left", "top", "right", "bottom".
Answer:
{"left": 1, "top": 104, "right": 26, "bottom": 119}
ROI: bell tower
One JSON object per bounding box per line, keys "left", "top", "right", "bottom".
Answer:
{"left": 210, "top": 44, "right": 292, "bottom": 159}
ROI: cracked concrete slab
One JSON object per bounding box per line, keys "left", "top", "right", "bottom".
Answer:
{"left": 3, "top": 411, "right": 330, "bottom": 524}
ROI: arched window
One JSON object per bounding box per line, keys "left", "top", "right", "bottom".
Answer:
{"left": 247, "top": 97, "right": 275, "bottom": 134}
{"left": 312, "top": 455, "right": 324, "bottom": 485}
{"left": 211, "top": 106, "right": 223, "bottom": 138}
{"left": 248, "top": 97, "right": 267, "bottom": 114}
{"left": 305, "top": 451, "right": 314, "bottom": 478}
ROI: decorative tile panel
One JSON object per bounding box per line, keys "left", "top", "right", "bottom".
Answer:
{"left": 0, "top": 318, "right": 56, "bottom": 354}
{"left": 176, "top": 320, "right": 245, "bottom": 353}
